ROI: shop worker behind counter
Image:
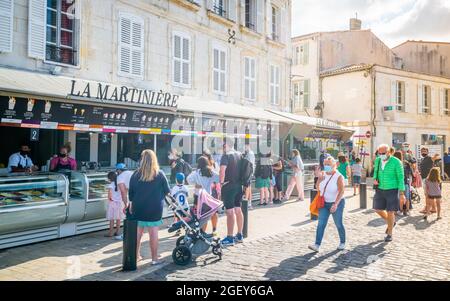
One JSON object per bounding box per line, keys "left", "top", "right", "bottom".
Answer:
{"left": 8, "top": 144, "right": 38, "bottom": 173}
{"left": 50, "top": 144, "right": 77, "bottom": 172}
{"left": 168, "top": 148, "right": 192, "bottom": 184}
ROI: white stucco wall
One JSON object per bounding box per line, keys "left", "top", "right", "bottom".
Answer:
{"left": 0, "top": 0, "right": 292, "bottom": 112}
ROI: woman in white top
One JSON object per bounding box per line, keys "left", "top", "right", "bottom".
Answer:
{"left": 283, "top": 149, "right": 305, "bottom": 202}
{"left": 309, "top": 156, "right": 346, "bottom": 252}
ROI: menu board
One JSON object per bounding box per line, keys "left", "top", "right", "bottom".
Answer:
{"left": 0, "top": 96, "right": 175, "bottom": 129}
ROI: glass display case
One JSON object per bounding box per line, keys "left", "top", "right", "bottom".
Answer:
{"left": 0, "top": 173, "right": 67, "bottom": 208}
{"left": 70, "top": 171, "right": 110, "bottom": 202}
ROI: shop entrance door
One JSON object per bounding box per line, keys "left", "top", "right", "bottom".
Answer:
{"left": 98, "top": 134, "right": 111, "bottom": 168}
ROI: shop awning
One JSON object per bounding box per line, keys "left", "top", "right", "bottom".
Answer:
{"left": 266, "top": 110, "right": 354, "bottom": 141}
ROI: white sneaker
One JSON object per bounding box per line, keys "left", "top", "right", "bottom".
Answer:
{"left": 337, "top": 243, "right": 346, "bottom": 250}
{"left": 114, "top": 234, "right": 123, "bottom": 240}
{"left": 308, "top": 244, "right": 320, "bottom": 252}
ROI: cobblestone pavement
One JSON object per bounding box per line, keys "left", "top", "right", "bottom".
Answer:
{"left": 138, "top": 183, "right": 450, "bottom": 281}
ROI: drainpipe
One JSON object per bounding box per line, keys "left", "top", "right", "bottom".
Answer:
{"left": 370, "top": 67, "right": 376, "bottom": 172}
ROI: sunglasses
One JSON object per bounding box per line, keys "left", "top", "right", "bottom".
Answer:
{"left": 378, "top": 152, "right": 387, "bottom": 155}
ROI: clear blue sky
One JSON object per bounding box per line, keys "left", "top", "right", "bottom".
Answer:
{"left": 291, "top": 0, "right": 450, "bottom": 47}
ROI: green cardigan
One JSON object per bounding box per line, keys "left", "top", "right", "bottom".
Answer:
{"left": 373, "top": 156, "right": 405, "bottom": 191}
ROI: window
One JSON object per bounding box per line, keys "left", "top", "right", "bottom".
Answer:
{"left": 244, "top": 57, "right": 256, "bottom": 101}
{"left": 172, "top": 33, "right": 191, "bottom": 87}
{"left": 422, "top": 85, "right": 431, "bottom": 114}
{"left": 212, "top": 0, "right": 227, "bottom": 18}
{"left": 118, "top": 13, "right": 144, "bottom": 78}
{"left": 270, "top": 65, "right": 280, "bottom": 105}
{"left": 212, "top": 46, "right": 227, "bottom": 95}
{"left": 293, "top": 82, "right": 300, "bottom": 109}
{"left": 392, "top": 133, "right": 406, "bottom": 150}
{"left": 293, "top": 46, "right": 299, "bottom": 65}
{"left": 45, "top": 0, "right": 78, "bottom": 65}
{"left": 302, "top": 79, "right": 310, "bottom": 109}
{"left": 271, "top": 6, "right": 280, "bottom": 41}
{"left": 396, "top": 81, "right": 405, "bottom": 112}
{"left": 298, "top": 42, "right": 309, "bottom": 65}
{"left": 444, "top": 89, "right": 449, "bottom": 116}
{"left": 0, "top": 0, "right": 14, "bottom": 53}
{"left": 244, "top": 0, "right": 256, "bottom": 31}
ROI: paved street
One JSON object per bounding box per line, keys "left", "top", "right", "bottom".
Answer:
{"left": 139, "top": 183, "right": 450, "bottom": 281}
{"left": 0, "top": 183, "right": 449, "bottom": 281}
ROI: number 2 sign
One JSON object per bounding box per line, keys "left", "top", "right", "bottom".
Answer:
{"left": 30, "top": 128, "right": 39, "bottom": 141}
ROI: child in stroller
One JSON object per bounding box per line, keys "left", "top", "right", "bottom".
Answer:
{"left": 166, "top": 189, "right": 223, "bottom": 265}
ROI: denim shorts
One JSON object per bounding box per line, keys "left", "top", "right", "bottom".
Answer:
{"left": 352, "top": 175, "right": 361, "bottom": 185}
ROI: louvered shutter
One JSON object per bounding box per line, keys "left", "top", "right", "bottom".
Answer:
{"left": 240, "top": 0, "right": 245, "bottom": 25}
{"left": 244, "top": 57, "right": 249, "bottom": 99}
{"left": 439, "top": 88, "right": 444, "bottom": 116}
{"left": 269, "top": 65, "right": 274, "bottom": 104}
{"left": 256, "top": 0, "right": 264, "bottom": 34}
{"left": 220, "top": 50, "right": 226, "bottom": 92}
{"left": 228, "top": 0, "right": 237, "bottom": 21}
{"left": 303, "top": 42, "right": 309, "bottom": 65}
{"left": 279, "top": 6, "right": 286, "bottom": 43}
{"left": 404, "top": 82, "right": 410, "bottom": 113}
{"left": 418, "top": 84, "right": 423, "bottom": 114}
{"left": 119, "top": 16, "right": 131, "bottom": 75}
{"left": 0, "top": 0, "right": 14, "bottom": 53}
{"left": 182, "top": 37, "right": 190, "bottom": 85}
{"left": 390, "top": 80, "right": 397, "bottom": 108}
{"left": 131, "top": 19, "right": 144, "bottom": 77}
{"left": 28, "top": 0, "right": 46, "bottom": 59}
{"left": 304, "top": 79, "right": 310, "bottom": 108}
{"left": 250, "top": 58, "right": 255, "bottom": 100}
{"left": 173, "top": 35, "right": 181, "bottom": 84}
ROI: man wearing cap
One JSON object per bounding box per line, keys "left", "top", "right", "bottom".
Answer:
{"left": 116, "top": 163, "right": 134, "bottom": 216}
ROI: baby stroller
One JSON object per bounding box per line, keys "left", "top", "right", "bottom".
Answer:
{"left": 410, "top": 186, "right": 421, "bottom": 204}
{"left": 165, "top": 189, "right": 223, "bottom": 266}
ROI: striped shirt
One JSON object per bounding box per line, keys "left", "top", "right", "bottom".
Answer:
{"left": 373, "top": 156, "right": 405, "bottom": 191}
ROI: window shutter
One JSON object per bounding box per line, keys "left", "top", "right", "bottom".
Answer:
{"left": 119, "top": 15, "right": 131, "bottom": 75}
{"left": 430, "top": 87, "right": 435, "bottom": 115}
{"left": 28, "top": 0, "right": 46, "bottom": 60}
{"left": 182, "top": 37, "right": 190, "bottom": 85}
{"left": 304, "top": 79, "right": 310, "bottom": 108}
{"left": 228, "top": 0, "right": 237, "bottom": 21}
{"left": 404, "top": 82, "right": 409, "bottom": 113}
{"left": 131, "top": 18, "right": 144, "bottom": 77}
{"left": 220, "top": 49, "right": 226, "bottom": 92}
{"left": 303, "top": 42, "right": 309, "bottom": 65}
{"left": 275, "top": 66, "right": 280, "bottom": 105}
{"left": 280, "top": 6, "right": 286, "bottom": 43}
{"left": 173, "top": 35, "right": 181, "bottom": 84}
{"left": 240, "top": 0, "right": 245, "bottom": 26}
{"left": 390, "top": 80, "right": 397, "bottom": 107}
{"left": 418, "top": 84, "right": 423, "bottom": 114}
{"left": 244, "top": 57, "right": 249, "bottom": 99}
{"left": 0, "top": 0, "right": 14, "bottom": 53}
{"left": 206, "top": 0, "right": 213, "bottom": 11}
{"left": 270, "top": 65, "right": 274, "bottom": 104}
{"left": 256, "top": 0, "right": 264, "bottom": 34}
{"left": 250, "top": 58, "right": 255, "bottom": 99}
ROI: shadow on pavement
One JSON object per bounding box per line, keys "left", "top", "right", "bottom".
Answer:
{"left": 263, "top": 250, "right": 340, "bottom": 281}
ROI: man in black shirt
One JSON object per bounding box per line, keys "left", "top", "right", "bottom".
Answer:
{"left": 419, "top": 147, "right": 436, "bottom": 213}
{"left": 219, "top": 141, "right": 244, "bottom": 246}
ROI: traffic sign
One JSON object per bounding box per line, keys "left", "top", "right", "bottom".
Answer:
{"left": 365, "top": 131, "right": 371, "bottom": 138}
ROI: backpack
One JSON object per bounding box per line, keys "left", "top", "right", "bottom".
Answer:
{"left": 238, "top": 154, "right": 254, "bottom": 187}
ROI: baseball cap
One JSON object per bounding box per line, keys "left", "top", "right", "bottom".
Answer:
{"left": 176, "top": 173, "right": 185, "bottom": 183}
{"left": 116, "top": 163, "right": 126, "bottom": 170}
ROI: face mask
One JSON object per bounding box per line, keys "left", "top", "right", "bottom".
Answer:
{"left": 380, "top": 154, "right": 388, "bottom": 161}
{"left": 168, "top": 154, "right": 175, "bottom": 160}
{"left": 59, "top": 153, "right": 67, "bottom": 158}
{"left": 421, "top": 153, "right": 427, "bottom": 158}
{"left": 324, "top": 165, "right": 333, "bottom": 172}
{"left": 403, "top": 147, "right": 409, "bottom": 152}
{"left": 20, "top": 151, "right": 29, "bottom": 156}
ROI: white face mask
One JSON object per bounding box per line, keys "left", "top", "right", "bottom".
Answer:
{"left": 168, "top": 154, "right": 175, "bottom": 160}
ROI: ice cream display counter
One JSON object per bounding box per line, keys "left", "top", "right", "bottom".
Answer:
{"left": 0, "top": 171, "right": 113, "bottom": 249}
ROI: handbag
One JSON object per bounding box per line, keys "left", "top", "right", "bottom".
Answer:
{"left": 317, "top": 173, "right": 336, "bottom": 209}
{"left": 310, "top": 193, "right": 320, "bottom": 217}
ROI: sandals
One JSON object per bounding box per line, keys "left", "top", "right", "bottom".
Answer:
{"left": 151, "top": 259, "right": 165, "bottom": 266}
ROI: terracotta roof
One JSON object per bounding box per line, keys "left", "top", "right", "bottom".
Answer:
{"left": 320, "top": 64, "right": 373, "bottom": 77}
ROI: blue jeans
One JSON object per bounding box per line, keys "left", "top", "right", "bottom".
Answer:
{"left": 315, "top": 199, "right": 346, "bottom": 246}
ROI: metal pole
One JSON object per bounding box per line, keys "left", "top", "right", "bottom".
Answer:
{"left": 360, "top": 182, "right": 367, "bottom": 209}
{"left": 241, "top": 199, "right": 248, "bottom": 238}
{"left": 310, "top": 189, "right": 318, "bottom": 220}
{"left": 122, "top": 209, "right": 137, "bottom": 271}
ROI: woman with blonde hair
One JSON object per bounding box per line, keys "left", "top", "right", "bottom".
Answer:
{"left": 282, "top": 149, "right": 305, "bottom": 202}
{"left": 128, "top": 149, "right": 170, "bottom": 265}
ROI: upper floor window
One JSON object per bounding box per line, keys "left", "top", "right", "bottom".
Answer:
{"left": 444, "top": 89, "right": 449, "bottom": 116}
{"left": 212, "top": 46, "right": 227, "bottom": 95}
{"left": 422, "top": 85, "right": 431, "bottom": 114}
{"left": 212, "top": 0, "right": 227, "bottom": 18}
{"left": 0, "top": 0, "right": 14, "bottom": 53}
{"left": 172, "top": 32, "right": 191, "bottom": 87}
{"left": 244, "top": 57, "right": 256, "bottom": 101}
{"left": 118, "top": 13, "right": 144, "bottom": 78}
{"left": 293, "top": 82, "right": 300, "bottom": 109}
{"left": 271, "top": 6, "right": 280, "bottom": 41}
{"left": 293, "top": 80, "right": 310, "bottom": 110}
{"left": 45, "top": 0, "right": 78, "bottom": 65}
{"left": 298, "top": 42, "right": 309, "bottom": 65}
{"left": 395, "top": 81, "right": 405, "bottom": 112}
{"left": 244, "top": 0, "right": 257, "bottom": 31}
{"left": 269, "top": 65, "right": 280, "bottom": 105}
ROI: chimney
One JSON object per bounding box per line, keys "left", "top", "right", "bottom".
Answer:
{"left": 349, "top": 14, "right": 362, "bottom": 30}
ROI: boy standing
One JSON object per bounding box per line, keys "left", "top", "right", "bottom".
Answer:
{"left": 351, "top": 158, "right": 363, "bottom": 196}
{"left": 171, "top": 173, "right": 190, "bottom": 235}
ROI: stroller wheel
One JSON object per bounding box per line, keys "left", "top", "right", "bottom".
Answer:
{"left": 172, "top": 246, "right": 192, "bottom": 266}
{"left": 176, "top": 236, "right": 185, "bottom": 247}
{"left": 212, "top": 245, "right": 222, "bottom": 259}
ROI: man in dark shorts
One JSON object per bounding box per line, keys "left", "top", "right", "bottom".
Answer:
{"left": 373, "top": 144, "right": 405, "bottom": 242}
{"left": 219, "top": 141, "right": 244, "bottom": 246}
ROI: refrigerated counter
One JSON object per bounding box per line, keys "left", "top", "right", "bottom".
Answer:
{"left": 0, "top": 170, "right": 194, "bottom": 249}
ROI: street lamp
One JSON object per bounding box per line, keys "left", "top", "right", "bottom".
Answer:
{"left": 314, "top": 101, "right": 325, "bottom": 117}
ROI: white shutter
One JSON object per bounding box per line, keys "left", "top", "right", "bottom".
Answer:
{"left": 404, "top": 82, "right": 410, "bottom": 113}
{"left": 181, "top": 37, "right": 190, "bottom": 85}
{"left": 440, "top": 88, "right": 445, "bottom": 116}
{"left": 240, "top": 0, "right": 245, "bottom": 25}
{"left": 269, "top": 65, "right": 274, "bottom": 104}
{"left": 266, "top": 3, "right": 272, "bottom": 38}
{"left": 280, "top": 6, "right": 286, "bottom": 43}
{"left": 256, "top": 0, "right": 264, "bottom": 34}
{"left": 303, "top": 42, "right": 309, "bottom": 65}
{"left": 418, "top": 83, "right": 423, "bottom": 114}
{"left": 244, "top": 57, "right": 249, "bottom": 99}
{"left": 28, "top": 0, "right": 46, "bottom": 60}
{"left": 0, "top": 0, "right": 14, "bottom": 53}
{"left": 206, "top": 0, "right": 213, "bottom": 11}
{"left": 131, "top": 18, "right": 144, "bottom": 77}
{"left": 390, "top": 80, "right": 397, "bottom": 107}
{"left": 228, "top": 0, "right": 237, "bottom": 21}
{"left": 250, "top": 58, "right": 255, "bottom": 99}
